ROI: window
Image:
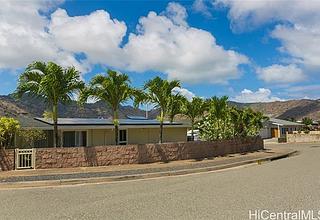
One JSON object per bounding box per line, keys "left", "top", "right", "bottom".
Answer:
{"left": 63, "top": 131, "right": 87, "bottom": 147}
{"left": 119, "top": 129, "right": 127, "bottom": 145}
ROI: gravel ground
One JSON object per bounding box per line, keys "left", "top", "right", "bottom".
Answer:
{"left": 0, "top": 142, "right": 319, "bottom": 220}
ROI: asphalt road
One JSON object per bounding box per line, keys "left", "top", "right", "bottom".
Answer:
{"left": 1, "top": 142, "right": 320, "bottom": 220}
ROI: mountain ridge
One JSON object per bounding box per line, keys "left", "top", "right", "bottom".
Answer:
{"left": 0, "top": 94, "right": 319, "bottom": 121}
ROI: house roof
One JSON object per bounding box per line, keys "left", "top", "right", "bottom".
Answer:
{"left": 17, "top": 117, "right": 51, "bottom": 129}
{"left": 269, "top": 118, "right": 303, "bottom": 126}
{"left": 33, "top": 117, "right": 185, "bottom": 126}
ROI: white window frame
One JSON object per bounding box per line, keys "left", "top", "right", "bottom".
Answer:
{"left": 118, "top": 129, "right": 128, "bottom": 145}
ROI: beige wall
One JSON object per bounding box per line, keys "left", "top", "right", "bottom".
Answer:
{"left": 163, "top": 127, "right": 187, "bottom": 143}
{"left": 2, "top": 137, "right": 263, "bottom": 170}
{"left": 88, "top": 129, "right": 115, "bottom": 146}
{"left": 127, "top": 127, "right": 187, "bottom": 144}
{"left": 88, "top": 127, "right": 187, "bottom": 146}
{"left": 287, "top": 133, "right": 320, "bottom": 143}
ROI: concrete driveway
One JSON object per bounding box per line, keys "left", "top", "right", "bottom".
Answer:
{"left": 0, "top": 142, "right": 319, "bottom": 220}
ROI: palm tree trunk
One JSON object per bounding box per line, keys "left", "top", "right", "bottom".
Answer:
{"left": 191, "top": 118, "right": 195, "bottom": 141}
{"left": 159, "top": 110, "right": 164, "bottom": 143}
{"left": 53, "top": 104, "right": 59, "bottom": 147}
{"left": 170, "top": 115, "right": 174, "bottom": 123}
{"left": 113, "top": 110, "right": 119, "bottom": 145}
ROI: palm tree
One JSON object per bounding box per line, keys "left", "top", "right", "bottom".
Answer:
{"left": 230, "top": 107, "right": 268, "bottom": 137}
{"left": 135, "top": 77, "right": 181, "bottom": 143}
{"left": 250, "top": 110, "right": 268, "bottom": 135}
{"left": 15, "top": 61, "right": 84, "bottom": 147}
{"left": 79, "top": 70, "right": 136, "bottom": 145}
{"left": 167, "top": 94, "right": 186, "bottom": 123}
{"left": 182, "top": 97, "right": 208, "bottom": 141}
{"left": 208, "top": 96, "right": 229, "bottom": 139}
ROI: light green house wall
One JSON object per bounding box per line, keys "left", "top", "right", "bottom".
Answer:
{"left": 88, "top": 129, "right": 115, "bottom": 146}
{"left": 87, "top": 127, "right": 187, "bottom": 146}
{"left": 14, "top": 127, "right": 188, "bottom": 148}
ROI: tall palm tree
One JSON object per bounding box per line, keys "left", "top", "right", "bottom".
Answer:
{"left": 249, "top": 110, "right": 268, "bottom": 136}
{"left": 135, "top": 77, "right": 181, "bottom": 143}
{"left": 230, "top": 107, "right": 267, "bottom": 137}
{"left": 167, "top": 94, "right": 186, "bottom": 123}
{"left": 230, "top": 107, "right": 251, "bottom": 137}
{"left": 182, "top": 97, "right": 208, "bottom": 140}
{"left": 209, "top": 96, "right": 229, "bottom": 139}
{"left": 15, "top": 61, "right": 84, "bottom": 147}
{"left": 79, "top": 70, "right": 136, "bottom": 145}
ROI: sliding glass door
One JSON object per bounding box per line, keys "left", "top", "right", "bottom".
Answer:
{"left": 63, "top": 131, "right": 87, "bottom": 147}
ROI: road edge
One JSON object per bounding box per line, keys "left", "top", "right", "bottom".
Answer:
{"left": 0, "top": 150, "right": 298, "bottom": 190}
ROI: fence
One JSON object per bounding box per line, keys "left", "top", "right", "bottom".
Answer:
{"left": 15, "top": 148, "right": 36, "bottom": 169}
{"left": 0, "top": 137, "right": 263, "bottom": 171}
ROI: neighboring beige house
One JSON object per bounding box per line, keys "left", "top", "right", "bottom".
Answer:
{"left": 259, "top": 118, "right": 303, "bottom": 139}
{"left": 16, "top": 116, "right": 189, "bottom": 148}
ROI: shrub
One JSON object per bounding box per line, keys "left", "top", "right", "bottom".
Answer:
{"left": 0, "top": 117, "right": 20, "bottom": 148}
{"left": 18, "top": 129, "right": 46, "bottom": 148}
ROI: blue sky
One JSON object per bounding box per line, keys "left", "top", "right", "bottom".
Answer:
{"left": 1, "top": 0, "right": 320, "bottom": 102}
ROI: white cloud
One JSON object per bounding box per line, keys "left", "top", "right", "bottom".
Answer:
{"left": 163, "top": 2, "right": 188, "bottom": 26}
{"left": 0, "top": 1, "right": 248, "bottom": 85}
{"left": 0, "top": 0, "right": 87, "bottom": 72}
{"left": 122, "top": 4, "right": 248, "bottom": 83}
{"left": 232, "top": 88, "right": 284, "bottom": 103}
{"left": 172, "top": 87, "right": 195, "bottom": 101}
{"left": 271, "top": 25, "right": 320, "bottom": 70}
{"left": 257, "top": 64, "right": 305, "bottom": 84}
{"left": 49, "top": 9, "right": 127, "bottom": 67}
{"left": 193, "top": 0, "right": 212, "bottom": 17}
{"left": 216, "top": 0, "right": 320, "bottom": 72}
{"left": 215, "top": 0, "right": 320, "bottom": 31}
{"left": 283, "top": 84, "right": 320, "bottom": 100}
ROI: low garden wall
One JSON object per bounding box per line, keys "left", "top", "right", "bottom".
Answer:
{"left": 0, "top": 136, "right": 263, "bottom": 171}
{"left": 287, "top": 133, "right": 320, "bottom": 143}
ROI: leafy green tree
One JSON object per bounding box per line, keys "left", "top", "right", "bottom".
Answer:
{"left": 79, "top": 70, "right": 136, "bottom": 145}
{"left": 207, "top": 96, "right": 231, "bottom": 140}
{"left": 198, "top": 97, "right": 267, "bottom": 141}
{"left": 249, "top": 110, "right": 268, "bottom": 136}
{"left": 18, "top": 129, "right": 46, "bottom": 148}
{"left": 15, "top": 61, "right": 84, "bottom": 147}
{"left": 0, "top": 117, "right": 20, "bottom": 148}
{"left": 302, "top": 117, "right": 313, "bottom": 126}
{"left": 302, "top": 117, "right": 313, "bottom": 132}
{"left": 135, "top": 77, "right": 181, "bottom": 143}
{"left": 182, "top": 97, "right": 208, "bottom": 140}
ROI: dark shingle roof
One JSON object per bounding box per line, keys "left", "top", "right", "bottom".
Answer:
{"left": 269, "top": 118, "right": 303, "bottom": 126}
{"left": 17, "top": 117, "right": 51, "bottom": 128}
{"left": 34, "top": 117, "right": 184, "bottom": 126}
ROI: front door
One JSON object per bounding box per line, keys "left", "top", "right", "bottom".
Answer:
{"left": 271, "top": 128, "right": 278, "bottom": 138}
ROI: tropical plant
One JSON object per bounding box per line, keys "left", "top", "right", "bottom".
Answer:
{"left": 198, "top": 96, "right": 267, "bottom": 141}
{"left": 18, "top": 129, "right": 46, "bottom": 148}
{"left": 208, "top": 96, "right": 231, "bottom": 139}
{"left": 79, "top": 70, "right": 136, "bottom": 145}
{"left": 15, "top": 61, "right": 84, "bottom": 147}
{"left": 302, "top": 117, "right": 313, "bottom": 126}
{"left": 0, "top": 117, "right": 20, "bottom": 148}
{"left": 302, "top": 117, "right": 313, "bottom": 132}
{"left": 182, "top": 97, "right": 208, "bottom": 140}
{"left": 134, "top": 77, "right": 181, "bottom": 143}
{"left": 167, "top": 93, "right": 186, "bottom": 123}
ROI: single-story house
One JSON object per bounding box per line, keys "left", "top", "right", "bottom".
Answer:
{"left": 259, "top": 118, "right": 303, "bottom": 139}
{"left": 15, "top": 116, "right": 190, "bottom": 148}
